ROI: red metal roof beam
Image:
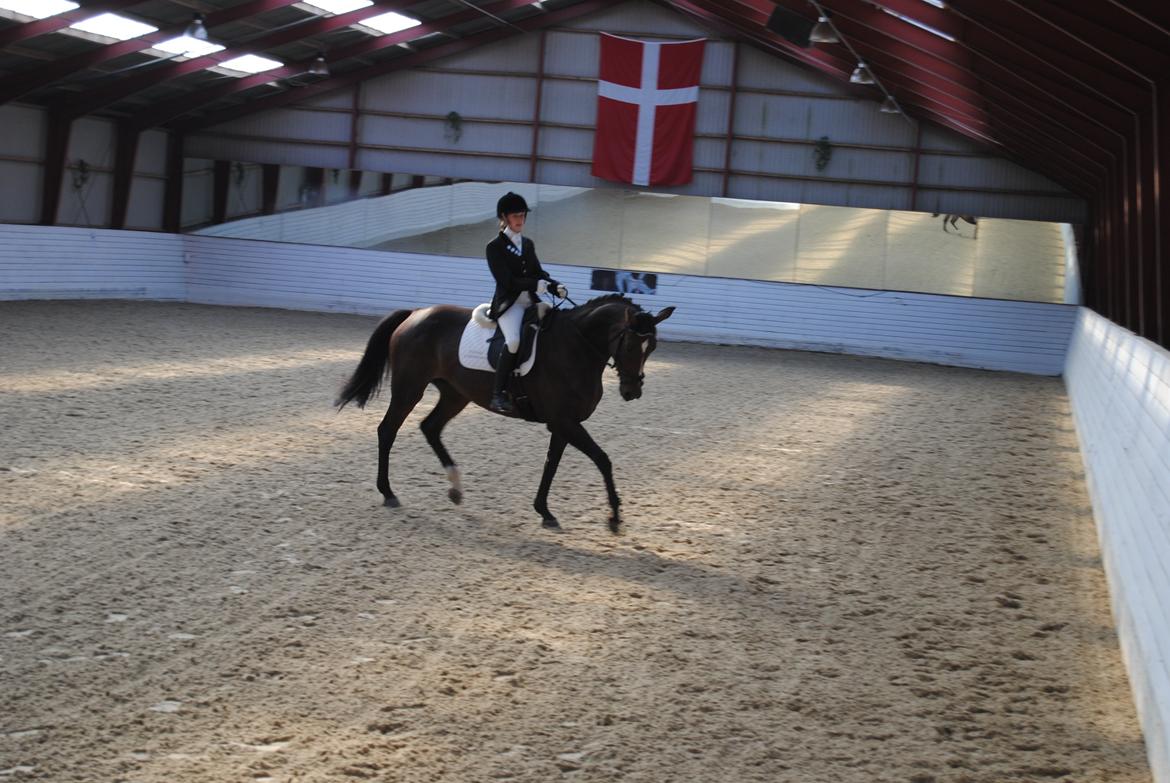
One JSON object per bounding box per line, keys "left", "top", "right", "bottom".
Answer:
{"left": 0, "top": 0, "right": 148, "bottom": 47}
{"left": 0, "top": 0, "right": 304, "bottom": 107}
{"left": 176, "top": 0, "right": 621, "bottom": 133}
{"left": 53, "top": 0, "right": 422, "bottom": 120}
{"left": 130, "top": 0, "right": 544, "bottom": 130}
{"left": 663, "top": 0, "right": 856, "bottom": 80}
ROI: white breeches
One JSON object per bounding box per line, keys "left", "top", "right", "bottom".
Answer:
{"left": 498, "top": 291, "right": 532, "bottom": 353}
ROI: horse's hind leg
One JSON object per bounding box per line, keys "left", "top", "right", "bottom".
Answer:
{"left": 419, "top": 380, "right": 470, "bottom": 504}
{"left": 376, "top": 380, "right": 426, "bottom": 507}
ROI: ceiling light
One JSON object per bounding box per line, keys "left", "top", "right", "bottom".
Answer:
{"left": 69, "top": 11, "right": 157, "bottom": 40}
{"left": 360, "top": 10, "right": 420, "bottom": 35}
{"left": 809, "top": 15, "right": 838, "bottom": 44}
{"left": 850, "top": 62, "right": 875, "bottom": 84}
{"left": 0, "top": 0, "right": 77, "bottom": 18}
{"left": 308, "top": 53, "right": 330, "bottom": 77}
{"left": 217, "top": 54, "right": 284, "bottom": 75}
{"left": 184, "top": 12, "right": 209, "bottom": 42}
{"left": 153, "top": 35, "right": 225, "bottom": 57}
{"left": 879, "top": 95, "right": 900, "bottom": 114}
{"left": 303, "top": 0, "right": 373, "bottom": 13}
{"left": 304, "top": 0, "right": 372, "bottom": 12}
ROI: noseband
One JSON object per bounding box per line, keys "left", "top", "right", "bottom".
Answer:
{"left": 611, "top": 325, "right": 653, "bottom": 387}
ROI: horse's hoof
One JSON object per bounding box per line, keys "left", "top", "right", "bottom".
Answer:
{"left": 448, "top": 488, "right": 463, "bottom": 505}
{"left": 383, "top": 495, "right": 401, "bottom": 508}
{"left": 607, "top": 515, "right": 622, "bottom": 535}
{"left": 541, "top": 517, "right": 562, "bottom": 531}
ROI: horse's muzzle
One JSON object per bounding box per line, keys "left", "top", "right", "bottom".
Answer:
{"left": 619, "top": 382, "right": 643, "bottom": 401}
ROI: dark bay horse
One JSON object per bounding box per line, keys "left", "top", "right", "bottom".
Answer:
{"left": 933, "top": 212, "right": 979, "bottom": 237}
{"left": 335, "top": 295, "right": 675, "bottom": 533}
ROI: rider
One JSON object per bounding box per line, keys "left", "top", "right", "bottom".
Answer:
{"left": 486, "top": 191, "right": 567, "bottom": 414}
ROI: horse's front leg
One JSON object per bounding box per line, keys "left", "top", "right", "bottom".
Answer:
{"left": 534, "top": 430, "right": 568, "bottom": 530}
{"left": 558, "top": 421, "right": 622, "bottom": 534}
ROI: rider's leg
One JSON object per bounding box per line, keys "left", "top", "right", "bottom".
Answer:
{"left": 490, "top": 292, "right": 530, "bottom": 413}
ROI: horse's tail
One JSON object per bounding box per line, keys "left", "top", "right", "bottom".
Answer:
{"left": 335, "top": 309, "right": 413, "bottom": 410}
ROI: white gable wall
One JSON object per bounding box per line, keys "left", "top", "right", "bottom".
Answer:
{"left": 180, "top": 0, "right": 1083, "bottom": 224}
{"left": 0, "top": 105, "right": 168, "bottom": 230}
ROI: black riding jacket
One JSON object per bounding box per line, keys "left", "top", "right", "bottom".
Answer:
{"left": 486, "top": 232, "right": 553, "bottom": 320}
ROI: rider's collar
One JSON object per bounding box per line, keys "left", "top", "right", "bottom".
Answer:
{"left": 503, "top": 227, "right": 523, "bottom": 248}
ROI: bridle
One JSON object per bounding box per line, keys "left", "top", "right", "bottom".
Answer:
{"left": 557, "top": 294, "right": 652, "bottom": 386}
{"left": 607, "top": 324, "right": 653, "bottom": 387}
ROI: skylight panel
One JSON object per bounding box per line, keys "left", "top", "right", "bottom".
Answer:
{"left": 153, "top": 35, "right": 225, "bottom": 57}
{"left": 0, "top": 0, "right": 78, "bottom": 19}
{"left": 921, "top": 0, "right": 945, "bottom": 7}
{"left": 881, "top": 7, "right": 955, "bottom": 42}
{"left": 217, "top": 54, "right": 284, "bottom": 75}
{"left": 359, "top": 10, "right": 421, "bottom": 36}
{"left": 69, "top": 12, "right": 157, "bottom": 40}
{"left": 302, "top": 0, "right": 373, "bottom": 13}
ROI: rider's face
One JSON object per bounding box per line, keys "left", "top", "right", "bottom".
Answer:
{"left": 504, "top": 212, "right": 526, "bottom": 233}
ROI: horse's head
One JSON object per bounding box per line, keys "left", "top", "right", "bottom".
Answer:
{"left": 612, "top": 305, "right": 675, "bottom": 401}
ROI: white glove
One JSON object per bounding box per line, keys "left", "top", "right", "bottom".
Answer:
{"left": 536, "top": 279, "right": 549, "bottom": 295}
{"left": 555, "top": 284, "right": 568, "bottom": 298}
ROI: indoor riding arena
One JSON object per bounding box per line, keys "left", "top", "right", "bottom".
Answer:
{"left": 2, "top": 3, "right": 1168, "bottom": 783}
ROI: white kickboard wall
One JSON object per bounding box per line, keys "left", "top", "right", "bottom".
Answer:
{"left": 1064, "top": 308, "right": 1170, "bottom": 783}
{"left": 1, "top": 224, "right": 1076, "bottom": 376}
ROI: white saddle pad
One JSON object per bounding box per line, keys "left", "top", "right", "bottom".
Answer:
{"left": 458, "top": 303, "right": 539, "bottom": 376}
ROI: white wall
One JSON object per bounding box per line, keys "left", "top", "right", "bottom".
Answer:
{"left": 186, "top": 233, "right": 1077, "bottom": 376}
{"left": 0, "top": 225, "right": 185, "bottom": 301}
{"left": 0, "top": 105, "right": 168, "bottom": 230}
{"left": 1065, "top": 308, "right": 1170, "bottom": 783}
{"left": 191, "top": 181, "right": 584, "bottom": 246}
{"left": 0, "top": 224, "right": 1075, "bottom": 376}
{"left": 1062, "top": 223, "right": 1083, "bottom": 305}
{"left": 0, "top": 104, "right": 44, "bottom": 226}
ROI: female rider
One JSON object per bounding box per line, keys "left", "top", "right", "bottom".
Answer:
{"left": 485, "top": 192, "right": 566, "bottom": 413}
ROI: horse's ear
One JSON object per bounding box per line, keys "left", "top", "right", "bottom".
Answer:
{"left": 654, "top": 306, "right": 675, "bottom": 324}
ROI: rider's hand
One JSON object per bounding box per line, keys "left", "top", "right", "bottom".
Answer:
{"left": 535, "top": 279, "right": 549, "bottom": 295}
{"left": 555, "top": 284, "right": 568, "bottom": 298}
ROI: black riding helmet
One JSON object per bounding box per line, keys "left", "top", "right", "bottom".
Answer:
{"left": 496, "top": 191, "right": 529, "bottom": 218}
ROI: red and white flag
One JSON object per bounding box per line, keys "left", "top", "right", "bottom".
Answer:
{"left": 591, "top": 33, "right": 706, "bottom": 187}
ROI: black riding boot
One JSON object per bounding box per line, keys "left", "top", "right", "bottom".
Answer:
{"left": 489, "top": 349, "right": 518, "bottom": 414}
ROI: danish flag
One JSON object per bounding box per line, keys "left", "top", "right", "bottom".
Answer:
{"left": 591, "top": 33, "right": 707, "bottom": 187}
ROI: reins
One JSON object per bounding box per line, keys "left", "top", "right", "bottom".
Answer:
{"left": 550, "top": 293, "right": 649, "bottom": 381}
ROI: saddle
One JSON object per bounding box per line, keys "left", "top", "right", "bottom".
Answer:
{"left": 457, "top": 301, "right": 552, "bottom": 377}
{"left": 487, "top": 304, "right": 545, "bottom": 370}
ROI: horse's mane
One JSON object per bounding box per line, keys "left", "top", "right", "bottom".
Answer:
{"left": 575, "top": 293, "right": 643, "bottom": 313}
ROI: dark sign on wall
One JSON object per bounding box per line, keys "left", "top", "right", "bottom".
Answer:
{"left": 590, "top": 269, "right": 658, "bottom": 295}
